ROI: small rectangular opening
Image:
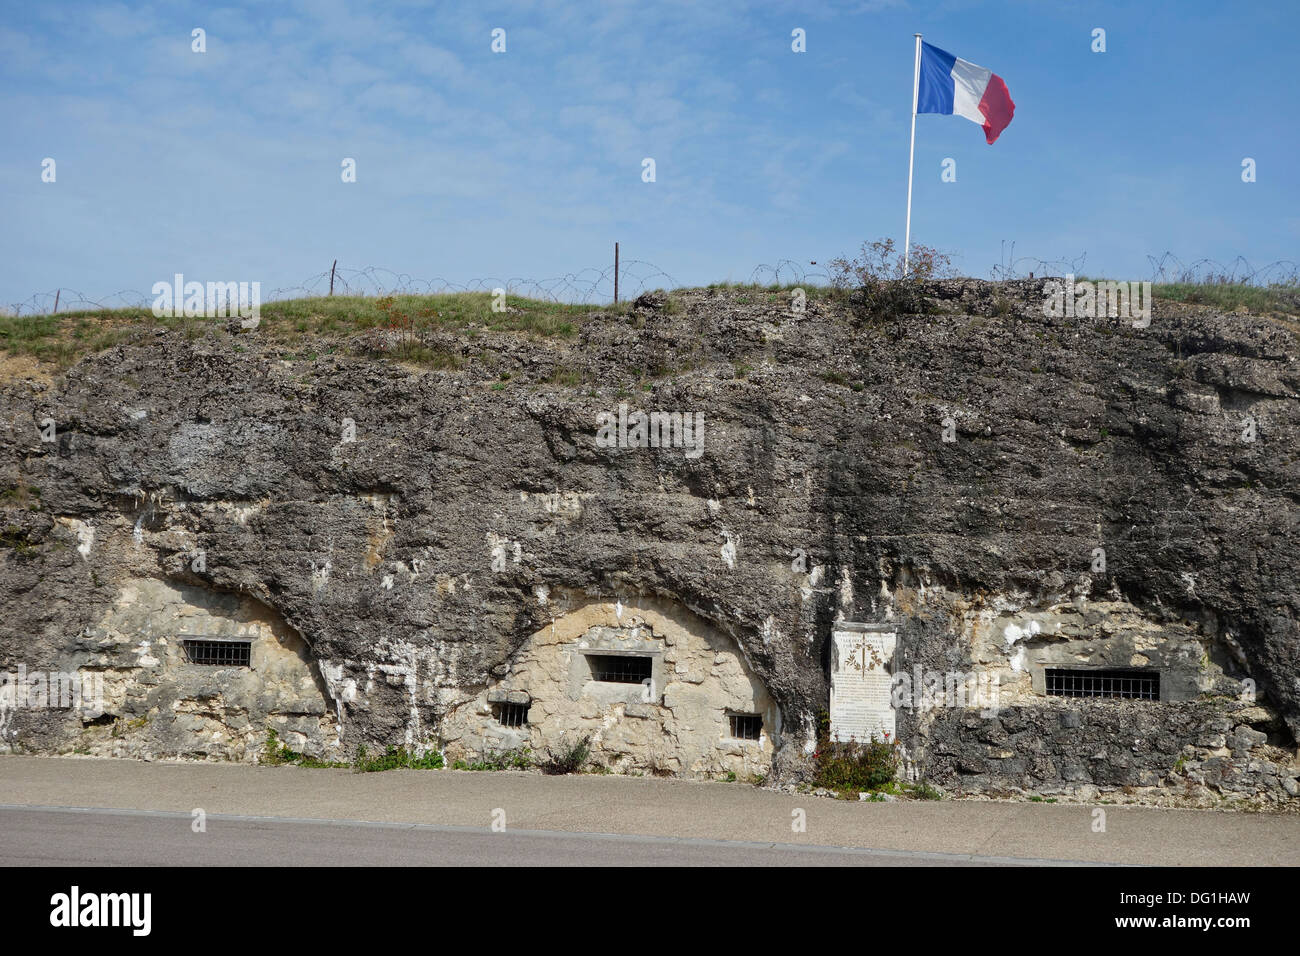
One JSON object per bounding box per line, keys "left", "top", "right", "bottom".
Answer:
{"left": 181, "top": 639, "right": 251, "bottom": 667}
{"left": 1045, "top": 668, "right": 1159, "bottom": 700}
{"left": 494, "top": 702, "right": 529, "bottom": 728}
{"left": 729, "top": 713, "right": 763, "bottom": 740}
{"left": 587, "top": 654, "right": 652, "bottom": 684}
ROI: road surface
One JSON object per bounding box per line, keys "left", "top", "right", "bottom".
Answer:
{"left": 1, "top": 755, "right": 1295, "bottom": 866}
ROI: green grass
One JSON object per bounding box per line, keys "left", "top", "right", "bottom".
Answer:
{"left": 1152, "top": 282, "right": 1300, "bottom": 314}
{"left": 7, "top": 280, "right": 1298, "bottom": 373}
{"left": 0, "top": 481, "right": 41, "bottom": 510}
{"left": 0, "top": 523, "right": 37, "bottom": 555}
{"left": 260, "top": 730, "right": 349, "bottom": 769}
{"left": 352, "top": 743, "right": 445, "bottom": 772}
{"left": 260, "top": 292, "right": 593, "bottom": 340}
{"left": 0, "top": 292, "right": 601, "bottom": 369}
{"left": 452, "top": 748, "right": 532, "bottom": 771}
{"left": 262, "top": 731, "right": 444, "bottom": 771}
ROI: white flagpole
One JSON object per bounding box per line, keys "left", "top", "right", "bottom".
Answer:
{"left": 904, "top": 33, "right": 922, "bottom": 276}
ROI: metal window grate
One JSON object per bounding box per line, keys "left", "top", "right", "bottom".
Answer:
{"left": 1045, "top": 668, "right": 1159, "bottom": 700}
{"left": 729, "top": 713, "right": 763, "bottom": 740}
{"left": 181, "top": 639, "right": 251, "bottom": 667}
{"left": 587, "top": 654, "right": 652, "bottom": 684}
{"left": 494, "top": 702, "right": 529, "bottom": 728}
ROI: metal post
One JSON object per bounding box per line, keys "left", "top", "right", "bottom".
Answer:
{"left": 904, "top": 33, "right": 922, "bottom": 276}
{"left": 329, "top": 259, "right": 337, "bottom": 296}
{"left": 53, "top": 289, "right": 60, "bottom": 313}
{"left": 614, "top": 242, "right": 619, "bottom": 304}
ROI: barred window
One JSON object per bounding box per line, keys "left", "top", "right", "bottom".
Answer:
{"left": 1045, "top": 668, "right": 1158, "bottom": 700}
{"left": 181, "top": 639, "right": 251, "bottom": 667}
{"left": 587, "top": 654, "right": 652, "bottom": 684}
{"left": 494, "top": 702, "right": 529, "bottom": 728}
{"left": 729, "top": 713, "right": 763, "bottom": 740}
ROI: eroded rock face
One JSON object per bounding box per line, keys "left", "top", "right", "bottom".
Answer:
{"left": 0, "top": 281, "right": 1297, "bottom": 802}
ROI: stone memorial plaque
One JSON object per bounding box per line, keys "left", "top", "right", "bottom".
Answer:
{"left": 829, "top": 624, "right": 896, "bottom": 743}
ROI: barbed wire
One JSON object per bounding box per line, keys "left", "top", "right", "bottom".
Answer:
{"left": 5, "top": 250, "right": 1297, "bottom": 318}
{"left": 990, "top": 240, "right": 1298, "bottom": 286}
{"left": 1143, "top": 252, "right": 1298, "bottom": 286}
{"left": 989, "top": 241, "right": 1089, "bottom": 281}
{"left": 1, "top": 259, "right": 680, "bottom": 317}
{"left": 748, "top": 259, "right": 832, "bottom": 287}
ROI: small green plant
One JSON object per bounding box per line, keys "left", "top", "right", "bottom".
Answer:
{"left": 827, "top": 237, "right": 955, "bottom": 323}
{"left": 262, "top": 729, "right": 349, "bottom": 768}
{"left": 452, "top": 747, "right": 531, "bottom": 771}
{"left": 812, "top": 712, "right": 898, "bottom": 794}
{"left": 540, "top": 733, "right": 592, "bottom": 775}
{"left": 907, "top": 780, "right": 943, "bottom": 801}
{"left": 352, "top": 743, "right": 444, "bottom": 772}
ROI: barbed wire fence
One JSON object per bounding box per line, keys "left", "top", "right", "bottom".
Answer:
{"left": 990, "top": 240, "right": 1298, "bottom": 286}
{"left": 2, "top": 258, "right": 681, "bottom": 318}
{"left": 5, "top": 248, "right": 1297, "bottom": 318}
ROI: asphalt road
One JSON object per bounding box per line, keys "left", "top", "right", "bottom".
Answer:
{"left": 2, "top": 755, "right": 1296, "bottom": 866}
{"left": 0, "top": 806, "right": 1064, "bottom": 866}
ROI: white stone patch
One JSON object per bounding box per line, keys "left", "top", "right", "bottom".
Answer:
{"left": 228, "top": 503, "right": 262, "bottom": 526}
{"left": 535, "top": 585, "right": 549, "bottom": 606}
{"left": 486, "top": 531, "right": 522, "bottom": 569}
{"left": 133, "top": 641, "right": 160, "bottom": 667}
{"left": 521, "top": 490, "right": 591, "bottom": 516}
{"left": 1002, "top": 619, "right": 1041, "bottom": 648}
{"left": 706, "top": 498, "right": 721, "bottom": 516}
{"left": 57, "top": 519, "right": 96, "bottom": 561}
{"left": 800, "top": 564, "right": 825, "bottom": 602}
{"left": 381, "top": 574, "right": 394, "bottom": 590}
{"left": 719, "top": 531, "right": 739, "bottom": 568}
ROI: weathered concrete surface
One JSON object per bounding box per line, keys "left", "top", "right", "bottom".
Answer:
{"left": 1, "top": 281, "right": 1297, "bottom": 802}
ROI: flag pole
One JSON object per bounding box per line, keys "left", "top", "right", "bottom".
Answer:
{"left": 904, "top": 32, "right": 922, "bottom": 276}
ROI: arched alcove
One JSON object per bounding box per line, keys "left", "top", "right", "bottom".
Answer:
{"left": 71, "top": 577, "right": 339, "bottom": 761}
{"left": 441, "top": 596, "right": 779, "bottom": 778}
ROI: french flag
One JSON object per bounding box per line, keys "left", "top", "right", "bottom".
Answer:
{"left": 916, "top": 41, "right": 1015, "bottom": 144}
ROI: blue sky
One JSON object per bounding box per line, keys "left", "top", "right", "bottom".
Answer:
{"left": 2, "top": 0, "right": 1296, "bottom": 310}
